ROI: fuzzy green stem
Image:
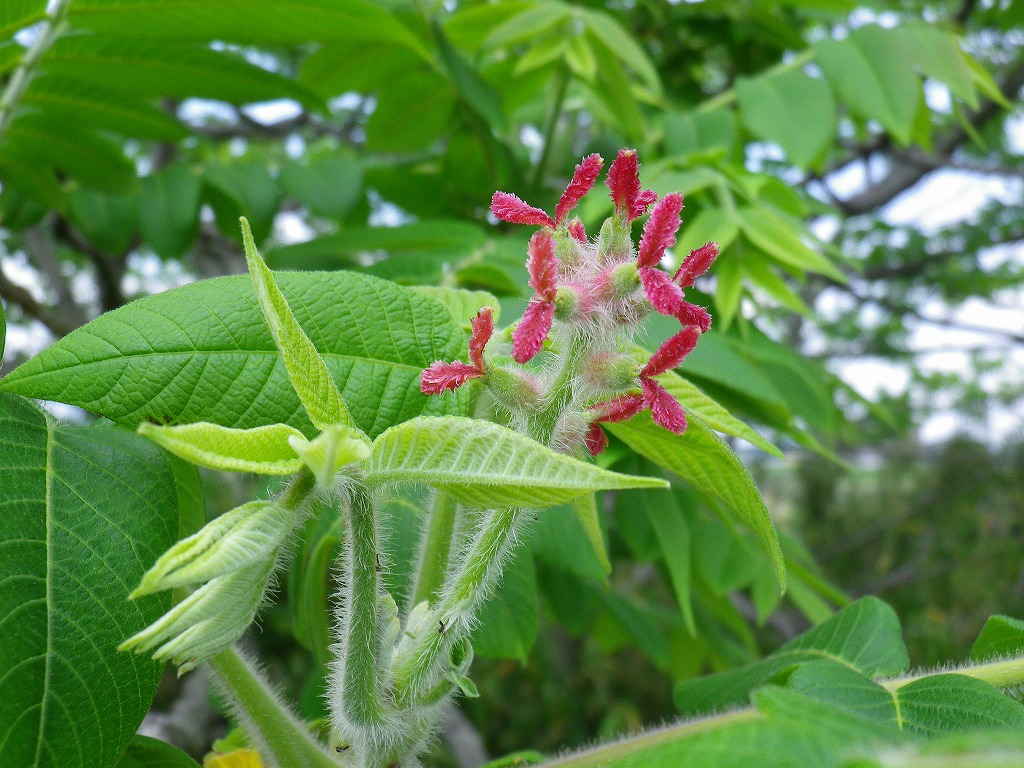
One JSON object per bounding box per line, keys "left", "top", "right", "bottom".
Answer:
{"left": 882, "top": 656, "right": 1024, "bottom": 692}
{"left": 210, "top": 647, "right": 340, "bottom": 768}
{"left": 391, "top": 506, "right": 522, "bottom": 705}
{"left": 338, "top": 481, "right": 388, "bottom": 728}
{"left": 0, "top": 0, "right": 71, "bottom": 142}
{"left": 410, "top": 490, "right": 459, "bottom": 608}
{"left": 527, "top": 330, "right": 588, "bottom": 448}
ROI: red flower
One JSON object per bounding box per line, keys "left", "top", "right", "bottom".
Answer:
{"left": 637, "top": 193, "right": 683, "bottom": 269}
{"left": 673, "top": 242, "right": 719, "bottom": 288}
{"left": 421, "top": 307, "right": 495, "bottom": 395}
{"left": 556, "top": 154, "right": 604, "bottom": 225}
{"left": 491, "top": 192, "right": 555, "bottom": 228}
{"left": 567, "top": 218, "right": 587, "bottom": 243}
{"left": 512, "top": 231, "right": 558, "bottom": 363}
{"left": 606, "top": 149, "right": 657, "bottom": 221}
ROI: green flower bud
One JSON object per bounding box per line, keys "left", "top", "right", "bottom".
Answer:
{"left": 486, "top": 366, "right": 542, "bottom": 411}
{"left": 131, "top": 500, "right": 293, "bottom": 598}
{"left": 581, "top": 352, "right": 640, "bottom": 394}
{"left": 554, "top": 286, "right": 580, "bottom": 319}
{"left": 596, "top": 217, "right": 631, "bottom": 262}
{"left": 608, "top": 262, "right": 640, "bottom": 299}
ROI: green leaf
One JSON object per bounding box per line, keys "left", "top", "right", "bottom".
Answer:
{"left": 0, "top": 0, "right": 45, "bottom": 37}
{"left": 0, "top": 153, "right": 63, "bottom": 208}
{"left": 736, "top": 70, "right": 836, "bottom": 169}
{"left": 289, "top": 424, "right": 371, "bottom": 488}
{"left": 570, "top": 493, "right": 611, "bottom": 576}
{"left": 642, "top": 487, "right": 696, "bottom": 635}
{"left": 972, "top": 615, "right": 1024, "bottom": 661}
{"left": 813, "top": 26, "right": 921, "bottom": 143}
{"left": 895, "top": 675, "right": 1024, "bottom": 735}
{"left": 897, "top": 23, "right": 977, "bottom": 108}
{"left": 278, "top": 155, "right": 363, "bottom": 220}
{"left": 680, "top": 206, "right": 739, "bottom": 254}
{"left": 205, "top": 164, "right": 281, "bottom": 244}
{"left": 737, "top": 206, "right": 846, "bottom": 282}
{"left": 24, "top": 75, "right": 188, "bottom": 141}
{"left": 789, "top": 660, "right": 900, "bottom": 724}
{"left": 365, "top": 71, "right": 455, "bottom": 152}
{"left": 0, "top": 296, "right": 5, "bottom": 360}
{"left": 0, "top": 393, "right": 183, "bottom": 768}
{"left": 483, "top": 3, "right": 570, "bottom": 49}
{"left": 412, "top": 287, "right": 500, "bottom": 326}
{"left": 241, "top": 218, "right": 356, "bottom": 432}
{"left": 137, "top": 421, "right": 305, "bottom": 475}
{"left": 587, "top": 31, "right": 645, "bottom": 141}
{"left": 139, "top": 164, "right": 202, "bottom": 259}
{"left": 116, "top": 735, "right": 202, "bottom": 768}
{"left": 582, "top": 7, "right": 661, "bottom": 94}
{"left": 46, "top": 36, "right": 321, "bottom": 108}
{"left": 606, "top": 414, "right": 785, "bottom": 589}
{"left": 532, "top": 500, "right": 610, "bottom": 582}
{"left": 433, "top": 19, "right": 507, "bottom": 131}
{"left": 472, "top": 546, "right": 537, "bottom": 660}
{"left": 69, "top": 0, "right": 429, "bottom": 57}
{"left": 714, "top": 254, "right": 743, "bottom": 330}
{"left": 366, "top": 416, "right": 668, "bottom": 509}
{"left": 0, "top": 271, "right": 466, "bottom": 439}
{"left": 743, "top": 257, "right": 813, "bottom": 317}
{"left": 68, "top": 187, "right": 139, "bottom": 254}
{"left": 673, "top": 597, "right": 908, "bottom": 715}
{"left": 664, "top": 109, "right": 735, "bottom": 157}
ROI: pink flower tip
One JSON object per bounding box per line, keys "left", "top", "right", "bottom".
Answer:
{"left": 606, "top": 150, "right": 657, "bottom": 221}
{"left": 527, "top": 230, "right": 558, "bottom": 301}
{"left": 594, "top": 394, "right": 644, "bottom": 424}
{"left": 556, "top": 154, "right": 604, "bottom": 225}
{"left": 585, "top": 422, "right": 609, "bottom": 456}
{"left": 637, "top": 193, "right": 684, "bottom": 269}
{"left": 643, "top": 326, "right": 701, "bottom": 378}
{"left": 468, "top": 306, "right": 495, "bottom": 371}
{"left": 641, "top": 379, "right": 688, "bottom": 434}
{"left": 512, "top": 300, "right": 555, "bottom": 364}
{"left": 491, "top": 191, "right": 555, "bottom": 229}
{"left": 639, "top": 267, "right": 684, "bottom": 317}
{"left": 567, "top": 218, "right": 587, "bottom": 243}
{"left": 421, "top": 361, "right": 483, "bottom": 395}
{"left": 673, "top": 242, "right": 719, "bottom": 288}
{"left": 677, "top": 301, "right": 713, "bottom": 333}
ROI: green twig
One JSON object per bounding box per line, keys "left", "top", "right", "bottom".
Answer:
{"left": 410, "top": 490, "right": 459, "bottom": 608}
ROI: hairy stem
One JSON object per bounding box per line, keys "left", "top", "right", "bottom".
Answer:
{"left": 209, "top": 646, "right": 340, "bottom": 768}
{"left": 0, "top": 0, "right": 71, "bottom": 142}
{"left": 883, "top": 656, "right": 1024, "bottom": 692}
{"left": 410, "top": 490, "right": 459, "bottom": 608}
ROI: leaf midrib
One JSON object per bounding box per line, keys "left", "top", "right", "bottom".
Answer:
{"left": 32, "top": 411, "right": 54, "bottom": 768}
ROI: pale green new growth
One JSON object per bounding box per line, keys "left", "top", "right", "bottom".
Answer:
{"left": 120, "top": 558, "right": 275, "bottom": 673}
{"left": 288, "top": 424, "right": 371, "bottom": 488}
{"left": 131, "top": 500, "right": 293, "bottom": 597}
{"left": 366, "top": 416, "right": 667, "bottom": 509}
{"left": 240, "top": 216, "right": 357, "bottom": 433}
{"left": 138, "top": 421, "right": 306, "bottom": 475}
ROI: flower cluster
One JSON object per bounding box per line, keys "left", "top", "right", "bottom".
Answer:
{"left": 421, "top": 149, "right": 719, "bottom": 454}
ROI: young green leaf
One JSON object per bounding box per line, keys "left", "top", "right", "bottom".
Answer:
{"left": 240, "top": 217, "right": 357, "bottom": 433}
{"left": 115, "top": 735, "right": 202, "bottom": 768}
{"left": 138, "top": 421, "right": 306, "bottom": 475}
{"left": 606, "top": 414, "right": 785, "bottom": 589}
{"left": 0, "top": 393, "right": 184, "bottom": 768}
{"left": 972, "top": 615, "right": 1024, "bottom": 661}
{"left": 288, "top": 424, "right": 371, "bottom": 488}
{"left": 366, "top": 416, "right": 668, "bottom": 509}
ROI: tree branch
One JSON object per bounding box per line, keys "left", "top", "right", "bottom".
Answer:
{"left": 0, "top": 259, "right": 77, "bottom": 337}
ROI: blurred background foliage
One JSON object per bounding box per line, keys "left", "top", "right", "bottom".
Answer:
{"left": 0, "top": 0, "right": 1021, "bottom": 764}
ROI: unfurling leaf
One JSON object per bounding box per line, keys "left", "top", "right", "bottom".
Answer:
{"left": 288, "top": 423, "right": 372, "bottom": 487}
{"left": 138, "top": 421, "right": 305, "bottom": 475}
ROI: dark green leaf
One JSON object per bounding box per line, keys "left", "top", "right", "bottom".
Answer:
{"left": 472, "top": 545, "right": 537, "bottom": 660}
{"left": 365, "top": 71, "right": 455, "bottom": 152}
{"left": 971, "top": 615, "right": 1024, "bottom": 661}
{"left": 433, "top": 20, "right": 507, "bottom": 132}
{"left": 789, "top": 661, "right": 899, "bottom": 724}
{"left": 68, "top": 187, "right": 138, "bottom": 254}
{"left": 278, "top": 155, "right": 363, "bottom": 221}
{"left": 0, "top": 393, "right": 184, "bottom": 768}
{"left": 896, "top": 675, "right": 1024, "bottom": 735}
{"left": 203, "top": 163, "right": 281, "bottom": 244}
{"left": 0, "top": 0, "right": 45, "bottom": 37}
{"left": 139, "top": 164, "right": 202, "bottom": 259}
{"left": 0, "top": 272, "right": 468, "bottom": 439}
{"left": 116, "top": 735, "right": 202, "bottom": 768}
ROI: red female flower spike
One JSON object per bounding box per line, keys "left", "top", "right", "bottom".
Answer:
{"left": 676, "top": 301, "right": 713, "bottom": 333}
{"left": 567, "top": 218, "right": 587, "bottom": 243}
{"left": 468, "top": 306, "right": 494, "bottom": 371}
{"left": 526, "top": 230, "right": 558, "bottom": 301}
{"left": 606, "top": 149, "right": 640, "bottom": 217}
{"left": 643, "top": 326, "right": 701, "bottom": 378}
{"left": 635, "top": 189, "right": 658, "bottom": 218}
{"left": 555, "top": 154, "right": 604, "bottom": 225}
{"left": 585, "top": 422, "right": 609, "bottom": 456}
{"left": 421, "top": 361, "right": 483, "bottom": 395}
{"left": 595, "top": 393, "right": 645, "bottom": 423}
{"left": 641, "top": 378, "right": 688, "bottom": 434}
{"left": 491, "top": 191, "right": 556, "bottom": 228}
{"left": 637, "top": 193, "right": 684, "bottom": 269}
{"left": 512, "top": 300, "right": 555, "bottom": 364}
{"left": 639, "top": 267, "right": 684, "bottom": 316}
{"left": 673, "top": 242, "right": 719, "bottom": 288}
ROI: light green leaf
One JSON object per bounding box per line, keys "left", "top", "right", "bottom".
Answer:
{"left": 664, "top": 109, "right": 735, "bottom": 157}
{"left": 736, "top": 70, "right": 836, "bottom": 169}
{"left": 789, "top": 660, "right": 900, "bottom": 724}
{"left": 0, "top": 297, "right": 5, "bottom": 360}
{"left": 582, "top": 7, "right": 661, "bottom": 95}
{"left": 241, "top": 218, "right": 355, "bottom": 433}
{"left": 971, "top": 615, "right": 1024, "bottom": 661}
{"left": 0, "top": 0, "right": 45, "bottom": 37}
{"left": 587, "top": 31, "right": 645, "bottom": 141}
{"left": 680, "top": 207, "right": 739, "bottom": 254}
{"left": 288, "top": 424, "right": 371, "bottom": 488}
{"left": 895, "top": 675, "right": 1024, "bottom": 735}
{"left": 674, "top": 597, "right": 908, "bottom": 715}
{"left": 472, "top": 546, "right": 537, "bottom": 661}
{"left": 138, "top": 421, "right": 305, "bottom": 475}
{"left": 743, "top": 257, "right": 813, "bottom": 317}
{"left": 897, "top": 23, "right": 977, "bottom": 108}
{"left": 412, "top": 287, "right": 500, "bottom": 327}
{"left": 814, "top": 26, "right": 921, "bottom": 143}
{"left": 965, "top": 55, "right": 1010, "bottom": 108}
{"left": 571, "top": 493, "right": 611, "bottom": 576}
{"left": 366, "top": 416, "right": 668, "bottom": 509}
{"left": 483, "top": 3, "right": 570, "bottom": 49}
{"left": 433, "top": 19, "right": 507, "bottom": 131}
{"left": 139, "top": 164, "right": 201, "bottom": 259}
{"left": 116, "top": 735, "right": 202, "bottom": 768}
{"left": 0, "top": 271, "right": 466, "bottom": 439}
{"left": 714, "top": 255, "right": 743, "bottom": 330}
{"left": 278, "top": 155, "right": 363, "bottom": 220}
{"left": 643, "top": 487, "right": 696, "bottom": 635}
{"left": 0, "top": 393, "right": 183, "bottom": 768}
{"left": 606, "top": 414, "right": 785, "bottom": 588}
{"left": 205, "top": 164, "right": 281, "bottom": 244}
{"left": 737, "top": 206, "right": 846, "bottom": 282}
{"left": 131, "top": 500, "right": 292, "bottom": 597}
{"left": 365, "top": 71, "right": 456, "bottom": 152}
{"left": 24, "top": 75, "right": 187, "bottom": 141}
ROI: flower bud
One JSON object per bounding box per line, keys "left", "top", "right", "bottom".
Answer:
{"left": 486, "top": 366, "right": 542, "bottom": 411}
{"left": 581, "top": 352, "right": 640, "bottom": 393}
{"left": 378, "top": 593, "right": 401, "bottom": 657}
{"left": 554, "top": 285, "right": 581, "bottom": 319}
{"left": 608, "top": 261, "right": 640, "bottom": 299}
{"left": 596, "top": 217, "right": 631, "bottom": 262}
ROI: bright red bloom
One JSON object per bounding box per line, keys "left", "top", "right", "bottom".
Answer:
{"left": 637, "top": 193, "right": 684, "bottom": 269}
{"left": 643, "top": 327, "right": 700, "bottom": 378}
{"left": 421, "top": 361, "right": 482, "bottom": 395}
{"left": 491, "top": 192, "right": 555, "bottom": 228}
{"left": 676, "top": 301, "right": 713, "bottom": 333}
{"left": 606, "top": 150, "right": 657, "bottom": 221}
{"left": 421, "top": 306, "right": 495, "bottom": 394}
{"left": 674, "top": 242, "right": 719, "bottom": 288}
{"left": 567, "top": 218, "right": 587, "bottom": 243}
{"left": 641, "top": 378, "right": 688, "bottom": 434}
{"left": 595, "top": 393, "right": 644, "bottom": 424}
{"left": 639, "top": 267, "right": 684, "bottom": 317}
{"left": 556, "top": 154, "right": 603, "bottom": 225}
{"left": 585, "top": 422, "right": 609, "bottom": 456}
{"left": 526, "top": 231, "right": 557, "bottom": 301}
{"left": 512, "top": 301, "right": 555, "bottom": 364}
